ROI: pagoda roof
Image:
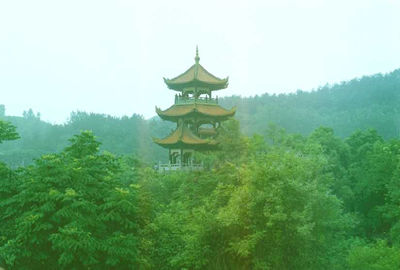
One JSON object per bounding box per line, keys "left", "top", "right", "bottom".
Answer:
{"left": 156, "top": 103, "right": 236, "bottom": 122}
{"left": 153, "top": 124, "right": 217, "bottom": 149}
{"left": 163, "top": 47, "right": 228, "bottom": 92}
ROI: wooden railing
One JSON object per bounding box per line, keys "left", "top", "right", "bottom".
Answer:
{"left": 175, "top": 96, "right": 218, "bottom": 105}
{"left": 156, "top": 161, "right": 204, "bottom": 172}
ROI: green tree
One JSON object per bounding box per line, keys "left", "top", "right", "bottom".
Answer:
{"left": 0, "top": 105, "right": 5, "bottom": 117}
{"left": 0, "top": 120, "right": 19, "bottom": 143}
{"left": 344, "top": 130, "right": 397, "bottom": 238}
{"left": 143, "top": 130, "right": 352, "bottom": 270}
{"left": 0, "top": 131, "right": 141, "bottom": 269}
{"left": 216, "top": 148, "right": 351, "bottom": 269}
{"left": 347, "top": 240, "right": 400, "bottom": 270}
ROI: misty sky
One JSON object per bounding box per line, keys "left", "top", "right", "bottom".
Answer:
{"left": 1, "top": 0, "right": 400, "bottom": 123}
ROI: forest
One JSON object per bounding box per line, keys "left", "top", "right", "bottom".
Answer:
{"left": 1, "top": 69, "right": 400, "bottom": 269}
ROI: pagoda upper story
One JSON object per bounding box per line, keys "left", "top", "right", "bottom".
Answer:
{"left": 157, "top": 46, "right": 236, "bottom": 123}
{"left": 163, "top": 46, "right": 228, "bottom": 97}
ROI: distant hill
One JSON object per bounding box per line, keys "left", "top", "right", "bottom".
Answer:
{"left": 0, "top": 111, "right": 173, "bottom": 167}
{"left": 220, "top": 69, "right": 400, "bottom": 138}
{"left": 1, "top": 68, "right": 399, "bottom": 166}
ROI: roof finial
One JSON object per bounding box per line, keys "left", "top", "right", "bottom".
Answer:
{"left": 195, "top": 45, "right": 200, "bottom": 64}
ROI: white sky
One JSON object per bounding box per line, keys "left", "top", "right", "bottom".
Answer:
{"left": 1, "top": 0, "right": 400, "bottom": 123}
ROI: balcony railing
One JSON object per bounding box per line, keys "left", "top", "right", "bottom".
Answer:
{"left": 175, "top": 96, "right": 218, "bottom": 105}
{"left": 156, "top": 161, "right": 204, "bottom": 173}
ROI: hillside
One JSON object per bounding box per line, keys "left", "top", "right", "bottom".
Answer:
{"left": 0, "top": 111, "right": 173, "bottom": 167}
{"left": 221, "top": 68, "right": 400, "bottom": 138}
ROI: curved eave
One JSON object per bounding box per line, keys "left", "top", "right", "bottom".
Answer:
{"left": 152, "top": 124, "right": 218, "bottom": 149}
{"left": 156, "top": 105, "right": 237, "bottom": 122}
{"left": 153, "top": 137, "right": 218, "bottom": 150}
{"left": 163, "top": 77, "right": 229, "bottom": 92}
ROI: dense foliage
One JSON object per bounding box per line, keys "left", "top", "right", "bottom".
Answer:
{"left": 0, "top": 131, "right": 144, "bottom": 269}
{"left": 1, "top": 115, "right": 400, "bottom": 269}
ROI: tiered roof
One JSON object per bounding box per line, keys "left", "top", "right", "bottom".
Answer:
{"left": 154, "top": 47, "right": 235, "bottom": 152}
{"left": 153, "top": 124, "right": 217, "bottom": 149}
{"left": 163, "top": 47, "right": 228, "bottom": 92}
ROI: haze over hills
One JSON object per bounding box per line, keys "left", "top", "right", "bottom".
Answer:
{"left": 221, "top": 68, "right": 400, "bottom": 138}
{"left": 1, "top": 68, "right": 399, "bottom": 166}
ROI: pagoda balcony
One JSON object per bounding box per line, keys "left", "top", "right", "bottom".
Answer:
{"left": 156, "top": 161, "right": 204, "bottom": 173}
{"left": 175, "top": 96, "right": 218, "bottom": 105}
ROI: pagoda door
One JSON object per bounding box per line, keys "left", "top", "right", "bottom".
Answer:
{"left": 182, "top": 149, "right": 194, "bottom": 165}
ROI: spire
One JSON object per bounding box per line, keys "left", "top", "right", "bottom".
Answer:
{"left": 195, "top": 45, "right": 200, "bottom": 64}
{"left": 194, "top": 45, "right": 200, "bottom": 83}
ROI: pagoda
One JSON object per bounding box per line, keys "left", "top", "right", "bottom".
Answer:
{"left": 154, "top": 47, "right": 236, "bottom": 171}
